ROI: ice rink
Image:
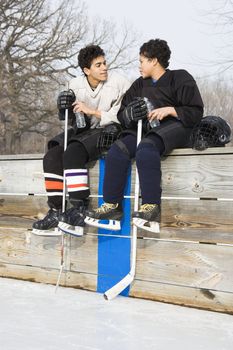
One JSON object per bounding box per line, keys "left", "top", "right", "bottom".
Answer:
{"left": 0, "top": 278, "right": 233, "bottom": 350}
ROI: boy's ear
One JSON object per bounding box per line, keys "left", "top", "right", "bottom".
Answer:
{"left": 83, "top": 67, "right": 90, "bottom": 76}
{"left": 152, "top": 58, "right": 158, "bottom": 66}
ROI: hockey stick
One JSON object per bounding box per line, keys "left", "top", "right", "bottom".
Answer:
{"left": 55, "top": 108, "right": 68, "bottom": 292}
{"left": 104, "top": 119, "right": 142, "bottom": 300}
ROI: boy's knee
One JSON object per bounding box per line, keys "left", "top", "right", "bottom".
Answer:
{"left": 106, "top": 140, "right": 130, "bottom": 161}
{"left": 43, "top": 145, "right": 63, "bottom": 165}
{"left": 136, "top": 141, "right": 154, "bottom": 158}
{"left": 63, "top": 142, "right": 88, "bottom": 169}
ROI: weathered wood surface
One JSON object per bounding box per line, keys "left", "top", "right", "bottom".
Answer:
{"left": 0, "top": 229, "right": 233, "bottom": 293}
{"left": 0, "top": 156, "right": 98, "bottom": 195}
{"left": 0, "top": 264, "right": 97, "bottom": 291}
{"left": 1, "top": 195, "right": 233, "bottom": 244}
{"left": 161, "top": 152, "right": 233, "bottom": 199}
{"left": 1, "top": 148, "right": 233, "bottom": 198}
{"left": 0, "top": 228, "right": 233, "bottom": 313}
{"left": 1, "top": 148, "right": 233, "bottom": 313}
{"left": 130, "top": 280, "right": 233, "bottom": 314}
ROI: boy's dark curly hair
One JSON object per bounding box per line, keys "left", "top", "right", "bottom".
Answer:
{"left": 78, "top": 45, "right": 105, "bottom": 73}
{"left": 139, "top": 39, "right": 171, "bottom": 68}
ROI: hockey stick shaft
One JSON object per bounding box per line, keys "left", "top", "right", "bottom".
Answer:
{"left": 104, "top": 119, "right": 142, "bottom": 300}
{"left": 55, "top": 108, "right": 68, "bottom": 292}
{"left": 62, "top": 109, "right": 68, "bottom": 211}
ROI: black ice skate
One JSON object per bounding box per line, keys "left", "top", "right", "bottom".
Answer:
{"left": 132, "top": 204, "right": 160, "bottom": 233}
{"left": 58, "top": 200, "right": 86, "bottom": 236}
{"left": 32, "top": 208, "right": 61, "bottom": 236}
{"left": 58, "top": 198, "right": 89, "bottom": 236}
{"left": 85, "top": 202, "right": 123, "bottom": 231}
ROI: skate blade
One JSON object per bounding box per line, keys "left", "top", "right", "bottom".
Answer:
{"left": 32, "top": 227, "right": 61, "bottom": 237}
{"left": 132, "top": 218, "right": 160, "bottom": 233}
{"left": 84, "top": 216, "right": 121, "bottom": 231}
{"left": 58, "top": 222, "right": 84, "bottom": 237}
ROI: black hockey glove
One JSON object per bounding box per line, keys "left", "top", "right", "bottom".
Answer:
{"left": 122, "top": 97, "right": 148, "bottom": 128}
{"left": 57, "top": 89, "right": 76, "bottom": 120}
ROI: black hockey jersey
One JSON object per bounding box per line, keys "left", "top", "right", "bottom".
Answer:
{"left": 117, "top": 69, "right": 204, "bottom": 129}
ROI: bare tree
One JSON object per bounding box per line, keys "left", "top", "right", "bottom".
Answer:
{"left": 203, "top": 0, "right": 233, "bottom": 75}
{"left": 0, "top": 0, "right": 138, "bottom": 154}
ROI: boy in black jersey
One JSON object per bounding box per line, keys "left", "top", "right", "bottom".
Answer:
{"left": 85, "top": 38, "right": 204, "bottom": 232}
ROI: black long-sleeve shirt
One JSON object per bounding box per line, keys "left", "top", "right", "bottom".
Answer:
{"left": 117, "top": 69, "right": 204, "bottom": 129}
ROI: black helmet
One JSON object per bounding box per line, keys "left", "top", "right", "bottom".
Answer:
{"left": 190, "top": 116, "right": 232, "bottom": 151}
{"left": 97, "top": 123, "right": 122, "bottom": 155}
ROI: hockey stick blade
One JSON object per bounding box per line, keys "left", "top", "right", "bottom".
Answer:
{"left": 104, "top": 273, "right": 134, "bottom": 300}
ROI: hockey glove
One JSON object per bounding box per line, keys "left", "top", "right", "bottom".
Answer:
{"left": 57, "top": 89, "right": 76, "bottom": 120}
{"left": 122, "top": 97, "right": 148, "bottom": 128}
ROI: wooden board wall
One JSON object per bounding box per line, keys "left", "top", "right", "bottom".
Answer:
{"left": 0, "top": 148, "right": 233, "bottom": 313}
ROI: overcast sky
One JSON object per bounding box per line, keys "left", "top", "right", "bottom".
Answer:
{"left": 84, "top": 0, "right": 232, "bottom": 81}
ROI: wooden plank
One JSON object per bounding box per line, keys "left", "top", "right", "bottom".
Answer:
{"left": 0, "top": 195, "right": 47, "bottom": 218}
{"left": 84, "top": 198, "right": 233, "bottom": 244}
{"left": 1, "top": 146, "right": 232, "bottom": 160}
{"left": 135, "top": 239, "right": 233, "bottom": 293}
{"left": 167, "top": 146, "right": 233, "bottom": 156}
{"left": 0, "top": 158, "right": 45, "bottom": 194}
{"left": 0, "top": 264, "right": 97, "bottom": 291}
{"left": 90, "top": 152, "right": 233, "bottom": 199}
{"left": 70, "top": 152, "right": 233, "bottom": 199}
{"left": 160, "top": 153, "right": 233, "bottom": 199}
{"left": 2, "top": 149, "right": 233, "bottom": 199}
{"left": 0, "top": 261, "right": 232, "bottom": 314}
{"left": 0, "top": 195, "right": 97, "bottom": 228}
{"left": 0, "top": 154, "right": 44, "bottom": 160}
{"left": 0, "top": 159, "right": 99, "bottom": 195}
{"left": 130, "top": 280, "right": 233, "bottom": 314}
{"left": 1, "top": 195, "right": 233, "bottom": 244}
{"left": 0, "top": 228, "right": 63, "bottom": 269}
{"left": 0, "top": 228, "right": 98, "bottom": 276}
{"left": 139, "top": 199, "right": 233, "bottom": 244}
{"left": 69, "top": 235, "right": 98, "bottom": 274}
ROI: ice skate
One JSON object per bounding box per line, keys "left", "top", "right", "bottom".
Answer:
{"left": 32, "top": 208, "right": 62, "bottom": 236}
{"left": 85, "top": 202, "right": 123, "bottom": 231}
{"left": 58, "top": 207, "right": 85, "bottom": 237}
{"left": 132, "top": 204, "right": 160, "bottom": 233}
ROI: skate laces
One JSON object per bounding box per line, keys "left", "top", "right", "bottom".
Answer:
{"left": 139, "top": 204, "right": 157, "bottom": 212}
{"left": 96, "top": 203, "right": 118, "bottom": 213}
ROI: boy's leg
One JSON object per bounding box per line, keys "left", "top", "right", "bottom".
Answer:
{"left": 136, "top": 134, "right": 164, "bottom": 204}
{"left": 32, "top": 145, "right": 64, "bottom": 235}
{"left": 132, "top": 134, "right": 165, "bottom": 232}
{"left": 58, "top": 141, "right": 89, "bottom": 235}
{"left": 103, "top": 134, "right": 137, "bottom": 203}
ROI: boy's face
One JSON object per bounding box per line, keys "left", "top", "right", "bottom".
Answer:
{"left": 139, "top": 54, "right": 156, "bottom": 78}
{"left": 84, "top": 56, "right": 108, "bottom": 83}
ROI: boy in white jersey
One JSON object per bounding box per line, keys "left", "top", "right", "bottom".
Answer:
{"left": 32, "top": 45, "right": 130, "bottom": 236}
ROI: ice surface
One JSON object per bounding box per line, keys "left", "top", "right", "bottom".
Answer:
{"left": 0, "top": 278, "right": 233, "bottom": 350}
